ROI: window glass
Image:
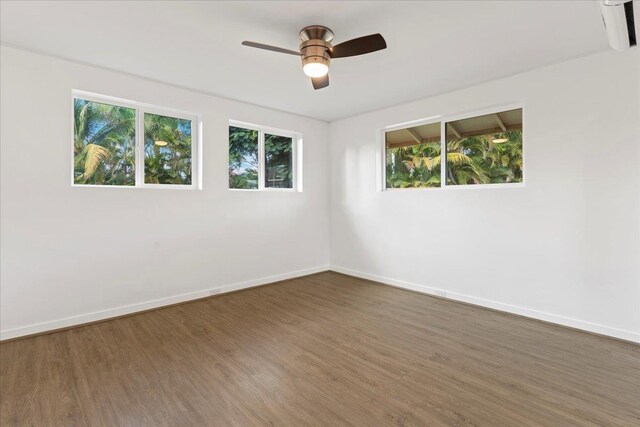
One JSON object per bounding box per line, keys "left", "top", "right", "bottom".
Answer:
{"left": 229, "top": 122, "right": 299, "bottom": 191}
{"left": 264, "top": 134, "right": 293, "bottom": 189}
{"left": 445, "top": 108, "right": 523, "bottom": 185}
{"left": 73, "top": 98, "right": 136, "bottom": 185}
{"left": 228, "top": 126, "right": 259, "bottom": 189}
{"left": 144, "top": 113, "right": 192, "bottom": 185}
{"left": 385, "top": 122, "right": 441, "bottom": 188}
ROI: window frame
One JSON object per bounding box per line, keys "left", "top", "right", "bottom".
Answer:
{"left": 380, "top": 103, "right": 525, "bottom": 191}
{"left": 228, "top": 120, "right": 302, "bottom": 192}
{"left": 71, "top": 90, "right": 202, "bottom": 190}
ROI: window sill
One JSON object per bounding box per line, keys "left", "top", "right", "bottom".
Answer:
{"left": 71, "top": 184, "right": 199, "bottom": 190}
{"left": 383, "top": 182, "right": 525, "bottom": 192}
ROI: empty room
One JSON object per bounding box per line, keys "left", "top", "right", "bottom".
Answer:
{"left": 1, "top": 1, "right": 639, "bottom": 425}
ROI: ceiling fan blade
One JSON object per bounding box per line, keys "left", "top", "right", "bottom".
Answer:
{"left": 241, "top": 41, "right": 300, "bottom": 56}
{"left": 311, "top": 74, "right": 329, "bottom": 90}
{"left": 330, "top": 34, "right": 387, "bottom": 58}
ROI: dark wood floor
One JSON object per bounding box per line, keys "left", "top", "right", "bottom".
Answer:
{"left": 1, "top": 272, "right": 639, "bottom": 426}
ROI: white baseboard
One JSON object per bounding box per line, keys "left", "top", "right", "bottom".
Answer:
{"left": 4, "top": 265, "right": 637, "bottom": 344}
{"left": 330, "top": 265, "right": 640, "bottom": 344}
{"left": 0, "top": 265, "right": 330, "bottom": 341}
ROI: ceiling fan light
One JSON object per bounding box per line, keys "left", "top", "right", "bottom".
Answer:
{"left": 154, "top": 140, "right": 169, "bottom": 146}
{"left": 303, "top": 61, "right": 329, "bottom": 78}
{"left": 492, "top": 137, "right": 509, "bottom": 143}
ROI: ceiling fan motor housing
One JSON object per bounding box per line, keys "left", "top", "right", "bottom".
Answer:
{"left": 299, "top": 25, "right": 334, "bottom": 70}
{"left": 300, "top": 39, "right": 331, "bottom": 69}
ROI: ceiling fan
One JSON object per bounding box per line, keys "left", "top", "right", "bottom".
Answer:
{"left": 242, "top": 25, "right": 387, "bottom": 90}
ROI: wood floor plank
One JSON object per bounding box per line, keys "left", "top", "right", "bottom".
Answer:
{"left": 1, "top": 272, "right": 639, "bottom": 426}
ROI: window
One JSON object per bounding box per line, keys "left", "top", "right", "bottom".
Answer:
{"left": 264, "top": 134, "right": 293, "bottom": 188}
{"left": 383, "top": 106, "right": 523, "bottom": 189}
{"left": 73, "top": 99, "right": 136, "bottom": 186}
{"left": 229, "top": 122, "right": 299, "bottom": 191}
{"left": 72, "top": 91, "right": 199, "bottom": 188}
{"left": 445, "top": 108, "right": 523, "bottom": 186}
{"left": 144, "top": 113, "right": 192, "bottom": 185}
{"left": 228, "top": 126, "right": 259, "bottom": 189}
{"left": 385, "top": 121, "right": 442, "bottom": 188}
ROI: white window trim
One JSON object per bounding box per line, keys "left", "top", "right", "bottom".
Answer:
{"left": 229, "top": 120, "right": 302, "bottom": 192}
{"left": 71, "top": 90, "right": 202, "bottom": 190}
{"left": 380, "top": 102, "right": 525, "bottom": 192}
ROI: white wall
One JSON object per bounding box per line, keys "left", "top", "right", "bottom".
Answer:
{"left": 2, "top": 46, "right": 639, "bottom": 343}
{"left": 0, "top": 46, "right": 331, "bottom": 339}
{"left": 329, "top": 49, "right": 640, "bottom": 342}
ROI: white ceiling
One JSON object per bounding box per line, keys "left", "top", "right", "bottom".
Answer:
{"left": 0, "top": 1, "right": 610, "bottom": 121}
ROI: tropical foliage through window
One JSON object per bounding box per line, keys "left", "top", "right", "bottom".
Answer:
{"left": 445, "top": 108, "right": 523, "bottom": 185}
{"left": 73, "top": 97, "right": 195, "bottom": 186}
{"left": 385, "top": 108, "right": 523, "bottom": 188}
{"left": 229, "top": 125, "right": 295, "bottom": 190}
{"left": 386, "top": 122, "right": 441, "bottom": 188}
{"left": 228, "top": 126, "right": 259, "bottom": 189}
{"left": 144, "top": 113, "right": 192, "bottom": 185}
{"left": 446, "top": 129, "right": 522, "bottom": 185}
{"left": 265, "top": 134, "right": 293, "bottom": 188}
{"left": 73, "top": 99, "right": 136, "bottom": 185}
